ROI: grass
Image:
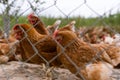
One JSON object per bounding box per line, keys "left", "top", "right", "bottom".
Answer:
{"left": 0, "top": 13, "right": 120, "bottom": 32}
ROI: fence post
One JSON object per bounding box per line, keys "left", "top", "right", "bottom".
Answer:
{"left": 2, "top": 0, "right": 10, "bottom": 38}
{"left": 3, "top": 14, "right": 10, "bottom": 38}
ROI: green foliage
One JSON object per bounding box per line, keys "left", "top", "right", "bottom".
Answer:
{"left": 0, "top": 13, "right": 120, "bottom": 32}
{"left": 0, "top": 15, "right": 3, "bottom": 27}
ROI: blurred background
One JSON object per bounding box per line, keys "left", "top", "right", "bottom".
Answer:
{"left": 0, "top": 1, "right": 120, "bottom": 80}
{"left": 0, "top": 0, "right": 120, "bottom": 36}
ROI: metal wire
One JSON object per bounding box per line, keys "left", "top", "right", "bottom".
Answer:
{"left": 0, "top": 0, "right": 120, "bottom": 80}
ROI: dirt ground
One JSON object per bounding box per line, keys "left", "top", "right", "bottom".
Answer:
{"left": 0, "top": 61, "right": 119, "bottom": 80}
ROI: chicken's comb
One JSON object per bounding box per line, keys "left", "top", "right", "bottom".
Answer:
{"left": 27, "top": 13, "right": 34, "bottom": 18}
{"left": 53, "top": 30, "right": 59, "bottom": 38}
{"left": 13, "top": 24, "right": 20, "bottom": 30}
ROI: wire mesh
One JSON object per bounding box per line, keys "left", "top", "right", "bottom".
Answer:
{"left": 0, "top": 0, "right": 120, "bottom": 80}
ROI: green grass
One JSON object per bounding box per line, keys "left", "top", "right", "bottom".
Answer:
{"left": 41, "top": 14, "right": 120, "bottom": 32}
{"left": 0, "top": 13, "right": 120, "bottom": 32}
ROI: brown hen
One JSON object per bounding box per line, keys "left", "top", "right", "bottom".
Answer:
{"left": 96, "top": 43, "right": 120, "bottom": 67}
{"left": 13, "top": 23, "right": 61, "bottom": 66}
{"left": 53, "top": 30, "right": 102, "bottom": 78}
{"left": 46, "top": 20, "right": 61, "bottom": 34}
{"left": 53, "top": 30, "right": 115, "bottom": 79}
{"left": 27, "top": 13, "right": 49, "bottom": 35}
{"left": 59, "top": 20, "right": 76, "bottom": 32}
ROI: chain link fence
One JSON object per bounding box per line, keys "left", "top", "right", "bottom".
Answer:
{"left": 0, "top": 0, "right": 120, "bottom": 80}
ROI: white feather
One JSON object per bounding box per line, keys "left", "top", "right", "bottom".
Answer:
{"left": 104, "top": 36, "right": 114, "bottom": 44}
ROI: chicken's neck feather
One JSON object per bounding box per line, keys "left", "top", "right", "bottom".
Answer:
{"left": 34, "top": 21, "right": 49, "bottom": 35}
{"left": 60, "top": 38, "right": 86, "bottom": 50}
{"left": 25, "top": 27, "right": 45, "bottom": 43}
{"left": 69, "top": 38, "right": 86, "bottom": 48}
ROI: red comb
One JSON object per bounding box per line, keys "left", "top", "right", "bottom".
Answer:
{"left": 13, "top": 24, "right": 19, "bottom": 30}
{"left": 27, "top": 13, "right": 34, "bottom": 18}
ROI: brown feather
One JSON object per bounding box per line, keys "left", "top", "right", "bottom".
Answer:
{"left": 13, "top": 23, "right": 61, "bottom": 66}
{"left": 27, "top": 13, "right": 49, "bottom": 35}
{"left": 54, "top": 30, "right": 100, "bottom": 79}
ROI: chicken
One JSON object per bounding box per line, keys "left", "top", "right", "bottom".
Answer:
{"left": 60, "top": 23, "right": 120, "bottom": 67}
{"left": 53, "top": 30, "right": 116, "bottom": 79}
{"left": 0, "top": 45, "right": 9, "bottom": 64}
{"left": 80, "top": 27, "right": 103, "bottom": 44}
{"left": 53, "top": 30, "right": 104, "bottom": 79}
{"left": 0, "top": 40, "right": 20, "bottom": 63}
{"left": 59, "top": 20, "right": 76, "bottom": 32}
{"left": 13, "top": 23, "right": 61, "bottom": 66}
{"left": 97, "top": 43, "right": 120, "bottom": 67}
{"left": 86, "top": 61, "right": 113, "bottom": 80}
{"left": 46, "top": 20, "right": 61, "bottom": 34}
{"left": 75, "top": 26, "right": 115, "bottom": 44}
{"left": 0, "top": 55, "right": 9, "bottom": 64}
{"left": 100, "top": 33, "right": 120, "bottom": 47}
{"left": 85, "top": 38, "right": 120, "bottom": 69}
{"left": 0, "top": 30, "right": 17, "bottom": 43}
{"left": 0, "top": 28, "right": 22, "bottom": 63}
{"left": 114, "top": 63, "right": 120, "bottom": 68}
{"left": 15, "top": 13, "right": 49, "bottom": 63}
{"left": 90, "top": 44, "right": 112, "bottom": 64}
{"left": 27, "top": 13, "right": 49, "bottom": 35}
{"left": 28, "top": 13, "right": 62, "bottom": 35}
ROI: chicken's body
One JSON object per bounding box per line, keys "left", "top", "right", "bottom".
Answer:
{"left": 54, "top": 30, "right": 103, "bottom": 79}
{"left": 0, "top": 40, "right": 20, "bottom": 62}
{"left": 13, "top": 24, "right": 61, "bottom": 66}
{"left": 97, "top": 43, "right": 120, "bottom": 66}
{"left": 86, "top": 62, "right": 113, "bottom": 80}
{"left": 53, "top": 30, "right": 115, "bottom": 79}
{"left": 59, "top": 21, "right": 76, "bottom": 32}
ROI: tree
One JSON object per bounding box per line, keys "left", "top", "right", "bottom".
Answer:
{"left": 1, "top": 0, "right": 22, "bottom": 38}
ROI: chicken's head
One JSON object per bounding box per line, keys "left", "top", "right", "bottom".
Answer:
{"left": 27, "top": 13, "right": 39, "bottom": 25}
{"left": 53, "top": 30, "right": 77, "bottom": 46}
{"left": 13, "top": 24, "right": 32, "bottom": 40}
{"left": 13, "top": 24, "right": 23, "bottom": 40}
